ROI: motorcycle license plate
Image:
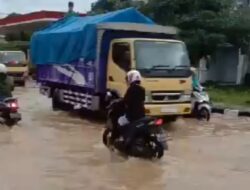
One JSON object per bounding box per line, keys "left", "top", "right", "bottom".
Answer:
{"left": 10, "top": 113, "right": 21, "bottom": 120}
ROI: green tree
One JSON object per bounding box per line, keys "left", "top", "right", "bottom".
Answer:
{"left": 5, "top": 32, "right": 31, "bottom": 42}
{"left": 90, "top": 0, "right": 145, "bottom": 14}
{"left": 6, "top": 12, "right": 21, "bottom": 18}
{"left": 141, "top": 0, "right": 236, "bottom": 64}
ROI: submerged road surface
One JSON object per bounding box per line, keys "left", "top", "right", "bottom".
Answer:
{"left": 0, "top": 85, "right": 250, "bottom": 190}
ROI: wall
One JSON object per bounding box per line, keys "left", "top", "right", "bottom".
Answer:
{"left": 199, "top": 46, "right": 240, "bottom": 84}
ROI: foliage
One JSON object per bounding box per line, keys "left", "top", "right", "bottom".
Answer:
{"left": 207, "top": 85, "right": 250, "bottom": 108}
{"left": 5, "top": 32, "right": 32, "bottom": 42}
{"left": 141, "top": 0, "right": 238, "bottom": 64}
{"left": 0, "top": 41, "right": 29, "bottom": 53}
{"left": 90, "top": 0, "right": 145, "bottom": 14}
{"left": 6, "top": 12, "right": 21, "bottom": 18}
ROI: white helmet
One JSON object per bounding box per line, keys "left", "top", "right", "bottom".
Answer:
{"left": 126, "top": 70, "right": 142, "bottom": 84}
{"left": 0, "top": 63, "right": 7, "bottom": 74}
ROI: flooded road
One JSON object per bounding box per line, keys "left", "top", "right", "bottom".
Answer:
{"left": 0, "top": 85, "right": 250, "bottom": 190}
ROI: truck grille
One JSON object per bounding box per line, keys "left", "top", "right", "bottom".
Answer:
{"left": 8, "top": 73, "right": 23, "bottom": 77}
{"left": 151, "top": 91, "right": 182, "bottom": 102}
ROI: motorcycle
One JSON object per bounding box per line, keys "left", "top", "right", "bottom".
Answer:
{"left": 191, "top": 86, "right": 211, "bottom": 121}
{"left": 103, "top": 99, "right": 167, "bottom": 159}
{"left": 0, "top": 98, "right": 21, "bottom": 126}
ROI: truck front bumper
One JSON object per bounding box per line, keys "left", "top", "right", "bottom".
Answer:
{"left": 145, "top": 103, "right": 192, "bottom": 116}
{"left": 13, "top": 77, "right": 25, "bottom": 82}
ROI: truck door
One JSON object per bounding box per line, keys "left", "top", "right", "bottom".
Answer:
{"left": 107, "top": 42, "right": 132, "bottom": 97}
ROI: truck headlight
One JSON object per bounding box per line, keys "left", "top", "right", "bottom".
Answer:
{"left": 145, "top": 95, "right": 150, "bottom": 103}
{"left": 145, "top": 91, "right": 151, "bottom": 103}
{"left": 181, "top": 94, "right": 191, "bottom": 101}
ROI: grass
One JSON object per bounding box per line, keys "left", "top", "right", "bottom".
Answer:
{"left": 207, "top": 85, "right": 250, "bottom": 108}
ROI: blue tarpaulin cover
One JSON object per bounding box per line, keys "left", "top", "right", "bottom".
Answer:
{"left": 31, "top": 8, "right": 154, "bottom": 65}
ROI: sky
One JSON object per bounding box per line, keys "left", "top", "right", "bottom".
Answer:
{"left": 0, "top": 0, "right": 95, "bottom": 16}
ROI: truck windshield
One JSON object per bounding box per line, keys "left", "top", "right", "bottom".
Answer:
{"left": 0, "top": 52, "right": 26, "bottom": 64}
{"left": 135, "top": 41, "right": 191, "bottom": 77}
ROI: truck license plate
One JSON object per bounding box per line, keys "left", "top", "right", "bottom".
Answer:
{"left": 161, "top": 106, "right": 177, "bottom": 113}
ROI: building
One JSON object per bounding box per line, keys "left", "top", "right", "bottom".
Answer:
{"left": 236, "top": 0, "right": 250, "bottom": 7}
{"left": 198, "top": 46, "right": 250, "bottom": 85}
{"left": 0, "top": 11, "right": 64, "bottom": 35}
{"left": 0, "top": 35, "right": 6, "bottom": 43}
{"left": 0, "top": 10, "right": 85, "bottom": 35}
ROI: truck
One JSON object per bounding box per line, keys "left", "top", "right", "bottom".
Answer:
{"left": 0, "top": 50, "right": 29, "bottom": 86}
{"left": 31, "top": 8, "right": 192, "bottom": 118}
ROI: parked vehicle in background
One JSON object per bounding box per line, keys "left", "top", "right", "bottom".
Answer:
{"left": 0, "top": 51, "right": 29, "bottom": 86}
{"left": 191, "top": 86, "right": 211, "bottom": 121}
{"left": 190, "top": 67, "right": 211, "bottom": 121}
{"left": 31, "top": 8, "right": 193, "bottom": 118}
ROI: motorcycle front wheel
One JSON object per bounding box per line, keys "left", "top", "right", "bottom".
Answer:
{"left": 198, "top": 107, "right": 211, "bottom": 121}
{"left": 5, "top": 119, "right": 17, "bottom": 127}
{"left": 148, "top": 137, "right": 164, "bottom": 159}
{"left": 103, "top": 128, "right": 112, "bottom": 147}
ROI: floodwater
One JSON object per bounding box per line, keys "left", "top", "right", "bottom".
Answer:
{"left": 0, "top": 84, "right": 250, "bottom": 190}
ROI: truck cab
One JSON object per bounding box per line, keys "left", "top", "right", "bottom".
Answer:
{"left": 0, "top": 51, "right": 28, "bottom": 86}
{"left": 107, "top": 38, "right": 192, "bottom": 116}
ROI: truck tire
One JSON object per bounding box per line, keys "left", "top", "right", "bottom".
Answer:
{"left": 19, "top": 80, "right": 26, "bottom": 87}
{"left": 52, "top": 90, "right": 61, "bottom": 111}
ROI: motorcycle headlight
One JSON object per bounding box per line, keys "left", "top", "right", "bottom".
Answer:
{"left": 205, "top": 95, "right": 210, "bottom": 102}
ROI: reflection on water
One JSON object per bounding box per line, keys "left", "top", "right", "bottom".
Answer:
{"left": 0, "top": 86, "right": 249, "bottom": 190}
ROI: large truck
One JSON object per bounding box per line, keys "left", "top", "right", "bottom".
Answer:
{"left": 0, "top": 50, "right": 29, "bottom": 86}
{"left": 31, "top": 8, "right": 192, "bottom": 117}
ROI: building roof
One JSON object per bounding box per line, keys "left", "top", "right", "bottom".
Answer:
{"left": 0, "top": 11, "right": 67, "bottom": 27}
{"left": 0, "top": 10, "right": 86, "bottom": 35}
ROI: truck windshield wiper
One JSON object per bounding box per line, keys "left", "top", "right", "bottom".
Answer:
{"left": 172, "top": 65, "right": 190, "bottom": 70}
{"left": 151, "top": 65, "right": 171, "bottom": 69}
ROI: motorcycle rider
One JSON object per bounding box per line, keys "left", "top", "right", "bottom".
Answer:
{"left": 117, "top": 70, "right": 146, "bottom": 150}
{"left": 191, "top": 67, "right": 202, "bottom": 91}
{"left": 124, "top": 70, "right": 145, "bottom": 122}
{"left": 0, "top": 63, "right": 13, "bottom": 101}
{"left": 109, "top": 70, "right": 145, "bottom": 148}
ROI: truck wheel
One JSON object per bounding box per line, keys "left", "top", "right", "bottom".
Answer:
{"left": 52, "top": 91, "right": 61, "bottom": 111}
{"left": 20, "top": 81, "right": 26, "bottom": 87}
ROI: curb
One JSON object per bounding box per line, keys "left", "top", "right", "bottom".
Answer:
{"left": 212, "top": 107, "right": 250, "bottom": 117}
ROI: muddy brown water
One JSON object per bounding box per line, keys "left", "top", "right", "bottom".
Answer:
{"left": 0, "top": 84, "right": 250, "bottom": 190}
